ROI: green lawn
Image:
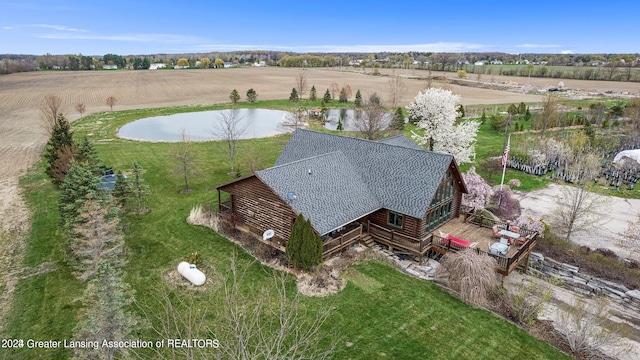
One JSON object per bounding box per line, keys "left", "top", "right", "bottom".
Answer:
{"left": 3, "top": 101, "right": 570, "bottom": 359}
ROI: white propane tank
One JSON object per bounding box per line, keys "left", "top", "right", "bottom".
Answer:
{"left": 177, "top": 261, "right": 206, "bottom": 286}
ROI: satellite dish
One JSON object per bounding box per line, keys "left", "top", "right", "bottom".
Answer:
{"left": 263, "top": 229, "right": 275, "bottom": 240}
{"left": 286, "top": 191, "right": 297, "bottom": 202}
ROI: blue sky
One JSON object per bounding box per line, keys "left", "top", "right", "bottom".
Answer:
{"left": 1, "top": 1, "right": 638, "bottom": 55}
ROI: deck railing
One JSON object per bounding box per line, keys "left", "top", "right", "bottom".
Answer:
{"left": 323, "top": 225, "right": 362, "bottom": 255}
{"left": 435, "top": 214, "right": 539, "bottom": 274}
{"left": 367, "top": 221, "right": 431, "bottom": 255}
{"left": 219, "top": 200, "right": 232, "bottom": 212}
{"left": 466, "top": 211, "right": 538, "bottom": 238}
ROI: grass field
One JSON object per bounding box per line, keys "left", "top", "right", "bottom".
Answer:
{"left": 0, "top": 102, "right": 571, "bottom": 359}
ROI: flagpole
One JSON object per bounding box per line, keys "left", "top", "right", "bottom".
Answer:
{"left": 500, "top": 134, "right": 511, "bottom": 191}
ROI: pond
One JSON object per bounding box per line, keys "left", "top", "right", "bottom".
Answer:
{"left": 322, "top": 109, "right": 393, "bottom": 131}
{"left": 117, "top": 108, "right": 294, "bottom": 142}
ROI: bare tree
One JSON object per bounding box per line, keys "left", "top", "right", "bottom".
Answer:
{"left": 537, "top": 94, "right": 559, "bottom": 136}
{"left": 343, "top": 83, "right": 352, "bottom": 100}
{"left": 172, "top": 128, "right": 195, "bottom": 193}
{"left": 386, "top": 74, "right": 407, "bottom": 109}
{"left": 295, "top": 72, "right": 307, "bottom": 100}
{"left": 552, "top": 185, "right": 608, "bottom": 242}
{"left": 352, "top": 93, "right": 388, "bottom": 140}
{"left": 284, "top": 106, "right": 306, "bottom": 129}
{"left": 40, "top": 94, "right": 63, "bottom": 135}
{"left": 507, "top": 274, "right": 553, "bottom": 326}
{"left": 604, "top": 60, "right": 621, "bottom": 80}
{"left": 75, "top": 103, "right": 86, "bottom": 119}
{"left": 209, "top": 108, "right": 249, "bottom": 175}
{"left": 330, "top": 82, "right": 339, "bottom": 100}
{"left": 106, "top": 95, "right": 117, "bottom": 112}
{"left": 140, "top": 256, "right": 336, "bottom": 360}
{"left": 435, "top": 249, "right": 498, "bottom": 307}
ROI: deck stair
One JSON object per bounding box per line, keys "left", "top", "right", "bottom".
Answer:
{"left": 360, "top": 234, "right": 375, "bottom": 247}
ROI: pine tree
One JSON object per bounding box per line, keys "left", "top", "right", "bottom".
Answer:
{"left": 229, "top": 89, "right": 240, "bottom": 104}
{"left": 70, "top": 199, "right": 124, "bottom": 281}
{"left": 457, "top": 104, "right": 465, "bottom": 119}
{"left": 390, "top": 107, "right": 405, "bottom": 130}
{"left": 309, "top": 85, "right": 317, "bottom": 101}
{"left": 323, "top": 89, "right": 331, "bottom": 103}
{"left": 299, "top": 219, "right": 322, "bottom": 270}
{"left": 524, "top": 107, "right": 532, "bottom": 122}
{"left": 518, "top": 102, "right": 527, "bottom": 115}
{"left": 339, "top": 87, "right": 348, "bottom": 103}
{"left": 44, "top": 113, "right": 75, "bottom": 185}
{"left": 71, "top": 261, "right": 140, "bottom": 360}
{"left": 286, "top": 214, "right": 306, "bottom": 268}
{"left": 480, "top": 109, "right": 487, "bottom": 124}
{"left": 286, "top": 215, "right": 322, "bottom": 271}
{"left": 246, "top": 88, "right": 258, "bottom": 102}
{"left": 336, "top": 120, "right": 343, "bottom": 131}
{"left": 289, "top": 88, "right": 299, "bottom": 103}
{"left": 112, "top": 171, "right": 133, "bottom": 211}
{"left": 75, "top": 137, "right": 100, "bottom": 175}
{"left": 354, "top": 90, "right": 363, "bottom": 108}
{"left": 59, "top": 160, "right": 105, "bottom": 232}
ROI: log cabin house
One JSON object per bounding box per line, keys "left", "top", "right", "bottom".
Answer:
{"left": 215, "top": 129, "right": 537, "bottom": 275}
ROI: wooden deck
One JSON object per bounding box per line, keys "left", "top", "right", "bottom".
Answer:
{"left": 437, "top": 216, "right": 503, "bottom": 255}
{"left": 435, "top": 214, "right": 538, "bottom": 275}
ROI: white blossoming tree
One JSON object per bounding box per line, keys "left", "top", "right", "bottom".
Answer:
{"left": 407, "top": 88, "right": 480, "bottom": 164}
{"left": 461, "top": 167, "right": 494, "bottom": 211}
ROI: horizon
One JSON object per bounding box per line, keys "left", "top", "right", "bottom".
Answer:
{"left": 1, "top": 0, "right": 639, "bottom": 56}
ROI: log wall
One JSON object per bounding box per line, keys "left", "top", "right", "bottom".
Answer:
{"left": 218, "top": 176, "right": 296, "bottom": 246}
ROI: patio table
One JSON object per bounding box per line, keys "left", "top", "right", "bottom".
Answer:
{"left": 499, "top": 229, "right": 520, "bottom": 240}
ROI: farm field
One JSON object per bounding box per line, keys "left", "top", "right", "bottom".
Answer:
{"left": 0, "top": 67, "right": 549, "bottom": 184}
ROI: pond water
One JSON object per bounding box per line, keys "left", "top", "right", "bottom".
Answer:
{"left": 117, "top": 108, "right": 294, "bottom": 142}
{"left": 322, "top": 109, "right": 393, "bottom": 131}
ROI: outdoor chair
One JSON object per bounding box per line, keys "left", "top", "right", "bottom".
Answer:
{"left": 492, "top": 225, "right": 501, "bottom": 238}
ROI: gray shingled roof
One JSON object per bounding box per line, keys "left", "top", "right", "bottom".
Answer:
{"left": 256, "top": 152, "right": 380, "bottom": 235}
{"left": 271, "top": 129, "right": 458, "bottom": 232}
{"left": 378, "top": 135, "right": 424, "bottom": 150}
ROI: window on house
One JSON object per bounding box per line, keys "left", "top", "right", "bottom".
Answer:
{"left": 387, "top": 211, "right": 404, "bottom": 228}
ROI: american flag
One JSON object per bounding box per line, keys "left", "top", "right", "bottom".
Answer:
{"left": 501, "top": 138, "right": 510, "bottom": 167}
